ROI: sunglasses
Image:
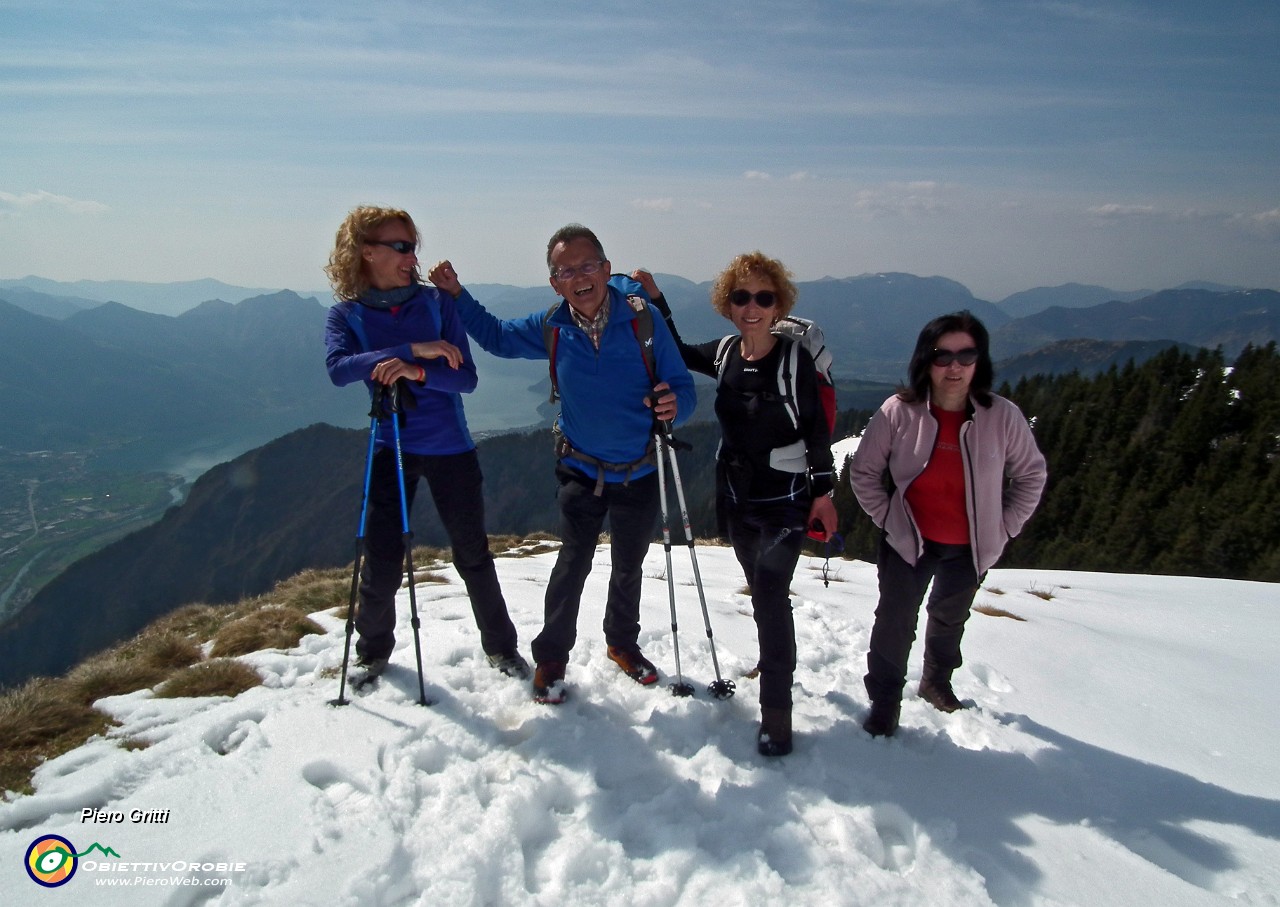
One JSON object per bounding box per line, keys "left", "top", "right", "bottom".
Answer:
{"left": 550, "top": 260, "right": 604, "bottom": 281}
{"left": 729, "top": 289, "right": 777, "bottom": 308}
{"left": 931, "top": 347, "right": 980, "bottom": 367}
{"left": 367, "top": 239, "right": 416, "bottom": 254}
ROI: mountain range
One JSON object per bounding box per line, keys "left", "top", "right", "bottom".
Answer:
{"left": 5, "top": 274, "right": 1272, "bottom": 461}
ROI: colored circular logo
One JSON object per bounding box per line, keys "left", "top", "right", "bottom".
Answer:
{"left": 24, "top": 835, "right": 78, "bottom": 887}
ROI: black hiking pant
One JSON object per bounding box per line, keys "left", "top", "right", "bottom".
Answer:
{"left": 532, "top": 464, "right": 659, "bottom": 665}
{"left": 865, "top": 535, "right": 979, "bottom": 705}
{"left": 356, "top": 448, "right": 517, "bottom": 662}
{"left": 727, "top": 499, "right": 809, "bottom": 711}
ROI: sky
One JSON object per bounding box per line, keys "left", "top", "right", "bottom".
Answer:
{"left": 2, "top": 1, "right": 1278, "bottom": 302}
{"left": 2, "top": 531, "right": 1278, "bottom": 904}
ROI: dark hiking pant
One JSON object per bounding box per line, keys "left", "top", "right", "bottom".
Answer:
{"left": 727, "top": 499, "right": 809, "bottom": 710}
{"left": 865, "top": 535, "right": 979, "bottom": 705}
{"left": 356, "top": 448, "right": 517, "bottom": 662}
{"left": 532, "top": 464, "right": 660, "bottom": 665}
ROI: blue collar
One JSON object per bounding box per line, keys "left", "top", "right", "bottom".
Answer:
{"left": 358, "top": 283, "right": 418, "bottom": 310}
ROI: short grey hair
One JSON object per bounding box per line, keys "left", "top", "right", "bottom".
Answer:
{"left": 545, "top": 223, "right": 607, "bottom": 270}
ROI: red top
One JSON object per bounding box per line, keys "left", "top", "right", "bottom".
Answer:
{"left": 906, "top": 406, "right": 970, "bottom": 544}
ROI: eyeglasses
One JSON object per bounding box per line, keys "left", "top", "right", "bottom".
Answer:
{"left": 366, "top": 239, "right": 416, "bottom": 254}
{"left": 931, "top": 347, "right": 980, "bottom": 367}
{"left": 550, "top": 260, "right": 604, "bottom": 281}
{"left": 729, "top": 289, "right": 777, "bottom": 308}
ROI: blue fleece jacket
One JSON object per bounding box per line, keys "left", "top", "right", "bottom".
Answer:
{"left": 454, "top": 275, "right": 696, "bottom": 482}
{"left": 324, "top": 284, "right": 477, "bottom": 456}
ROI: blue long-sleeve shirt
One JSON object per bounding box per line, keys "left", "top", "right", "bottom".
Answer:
{"left": 454, "top": 275, "right": 697, "bottom": 482}
{"left": 325, "top": 284, "right": 477, "bottom": 456}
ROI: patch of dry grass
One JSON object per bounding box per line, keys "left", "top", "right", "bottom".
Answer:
{"left": 210, "top": 606, "right": 325, "bottom": 658}
{"left": 147, "top": 601, "right": 252, "bottom": 641}
{"left": 155, "top": 660, "right": 262, "bottom": 699}
{"left": 1026, "top": 582, "right": 1059, "bottom": 601}
{"left": 0, "top": 678, "right": 112, "bottom": 796}
{"left": 409, "top": 544, "right": 451, "bottom": 568}
{"left": 974, "top": 604, "right": 1027, "bottom": 621}
{"left": 491, "top": 532, "right": 561, "bottom": 558}
{"left": 262, "top": 567, "right": 350, "bottom": 614}
{"left": 63, "top": 632, "right": 204, "bottom": 704}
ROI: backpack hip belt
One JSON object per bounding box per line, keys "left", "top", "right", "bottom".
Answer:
{"left": 555, "top": 432, "right": 656, "bottom": 496}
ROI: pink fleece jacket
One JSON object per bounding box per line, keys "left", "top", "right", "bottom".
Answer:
{"left": 849, "top": 393, "right": 1047, "bottom": 575}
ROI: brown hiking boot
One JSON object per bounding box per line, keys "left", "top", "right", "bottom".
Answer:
{"left": 757, "top": 706, "right": 793, "bottom": 756}
{"left": 919, "top": 678, "right": 966, "bottom": 713}
{"left": 606, "top": 646, "right": 658, "bottom": 685}
{"left": 533, "top": 662, "right": 567, "bottom": 704}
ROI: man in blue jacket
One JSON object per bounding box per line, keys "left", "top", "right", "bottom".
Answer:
{"left": 427, "top": 224, "right": 696, "bottom": 703}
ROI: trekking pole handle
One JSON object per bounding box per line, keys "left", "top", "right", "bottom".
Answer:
{"left": 647, "top": 392, "right": 691, "bottom": 450}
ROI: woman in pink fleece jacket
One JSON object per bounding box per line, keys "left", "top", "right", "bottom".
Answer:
{"left": 849, "top": 311, "right": 1047, "bottom": 737}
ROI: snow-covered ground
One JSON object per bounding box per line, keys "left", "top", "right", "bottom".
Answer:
{"left": 3, "top": 541, "right": 1278, "bottom": 906}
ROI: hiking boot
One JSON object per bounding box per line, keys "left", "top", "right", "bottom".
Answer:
{"left": 487, "top": 651, "right": 532, "bottom": 680}
{"left": 532, "top": 662, "right": 567, "bottom": 704}
{"left": 919, "top": 678, "right": 966, "bottom": 713}
{"left": 757, "top": 706, "right": 793, "bottom": 757}
{"left": 354, "top": 655, "right": 389, "bottom": 678}
{"left": 606, "top": 646, "right": 658, "bottom": 685}
{"left": 863, "top": 699, "right": 900, "bottom": 738}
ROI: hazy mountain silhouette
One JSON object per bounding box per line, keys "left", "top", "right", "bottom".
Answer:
{"left": 991, "top": 289, "right": 1280, "bottom": 360}
{"left": 995, "top": 281, "right": 1245, "bottom": 319}
{"left": 994, "top": 338, "right": 1201, "bottom": 386}
{"left": 0, "top": 292, "right": 371, "bottom": 469}
{"left": 0, "top": 276, "right": 283, "bottom": 317}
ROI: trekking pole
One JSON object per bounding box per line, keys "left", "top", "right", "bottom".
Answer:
{"left": 387, "top": 381, "right": 432, "bottom": 707}
{"left": 656, "top": 417, "right": 736, "bottom": 701}
{"left": 653, "top": 421, "right": 694, "bottom": 698}
{"left": 330, "top": 388, "right": 385, "bottom": 707}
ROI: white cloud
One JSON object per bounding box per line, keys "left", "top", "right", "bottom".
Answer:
{"left": 852, "top": 182, "right": 947, "bottom": 218}
{"left": 631, "top": 198, "right": 674, "bottom": 211}
{"left": 1232, "top": 207, "right": 1280, "bottom": 240}
{"left": 1088, "top": 203, "right": 1158, "bottom": 219}
{"left": 743, "top": 171, "right": 772, "bottom": 181}
{"left": 0, "top": 190, "right": 108, "bottom": 215}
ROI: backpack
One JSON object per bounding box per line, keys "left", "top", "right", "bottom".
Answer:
{"left": 541, "top": 290, "right": 657, "bottom": 403}
{"left": 713, "top": 315, "right": 838, "bottom": 434}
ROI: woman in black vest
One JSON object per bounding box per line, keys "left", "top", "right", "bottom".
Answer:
{"left": 638, "top": 253, "right": 836, "bottom": 756}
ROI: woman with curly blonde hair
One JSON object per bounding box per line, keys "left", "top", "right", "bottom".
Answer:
{"left": 637, "top": 252, "right": 836, "bottom": 757}
{"left": 708, "top": 251, "right": 798, "bottom": 321}
{"left": 323, "top": 205, "right": 529, "bottom": 685}
{"left": 324, "top": 207, "right": 422, "bottom": 301}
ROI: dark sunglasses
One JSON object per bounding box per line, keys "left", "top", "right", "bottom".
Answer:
{"left": 367, "top": 239, "right": 416, "bottom": 254}
{"left": 931, "top": 347, "right": 980, "bottom": 367}
{"left": 729, "top": 289, "right": 776, "bottom": 308}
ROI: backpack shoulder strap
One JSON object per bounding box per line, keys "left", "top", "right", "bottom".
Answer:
{"left": 625, "top": 294, "right": 658, "bottom": 385}
{"left": 713, "top": 335, "right": 737, "bottom": 384}
{"left": 776, "top": 336, "right": 801, "bottom": 430}
{"left": 424, "top": 291, "right": 442, "bottom": 337}
{"left": 543, "top": 300, "right": 563, "bottom": 403}
{"left": 346, "top": 303, "right": 371, "bottom": 353}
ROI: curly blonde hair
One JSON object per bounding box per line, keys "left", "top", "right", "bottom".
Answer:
{"left": 709, "top": 251, "right": 798, "bottom": 320}
{"left": 324, "top": 206, "right": 421, "bottom": 301}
